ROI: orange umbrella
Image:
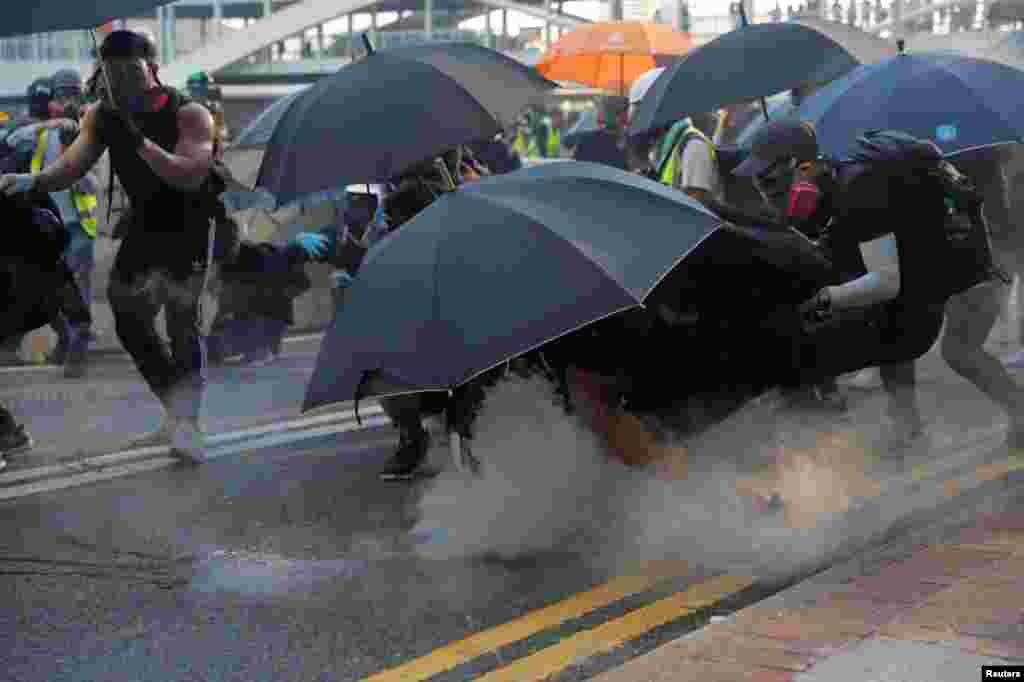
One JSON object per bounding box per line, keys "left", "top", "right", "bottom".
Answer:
{"left": 536, "top": 21, "right": 694, "bottom": 95}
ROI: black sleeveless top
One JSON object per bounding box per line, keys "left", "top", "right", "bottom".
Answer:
{"left": 107, "top": 88, "right": 208, "bottom": 240}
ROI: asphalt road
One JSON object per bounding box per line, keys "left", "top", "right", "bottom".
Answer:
{"left": 1, "top": 344, "right": 1023, "bottom": 681}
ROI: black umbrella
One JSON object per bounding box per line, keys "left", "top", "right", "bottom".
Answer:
{"left": 257, "top": 42, "right": 557, "bottom": 208}
{"left": 232, "top": 88, "right": 310, "bottom": 150}
{"left": 629, "top": 18, "right": 896, "bottom": 136}
{"left": 0, "top": 1, "right": 176, "bottom": 38}
{"left": 303, "top": 161, "right": 833, "bottom": 413}
{"left": 795, "top": 50, "right": 1024, "bottom": 158}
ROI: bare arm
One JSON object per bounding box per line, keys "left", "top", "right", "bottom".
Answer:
{"left": 826, "top": 233, "right": 902, "bottom": 310}
{"left": 34, "top": 104, "right": 107, "bottom": 194}
{"left": 137, "top": 102, "right": 214, "bottom": 192}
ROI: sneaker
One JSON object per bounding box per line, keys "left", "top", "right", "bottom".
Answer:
{"left": 0, "top": 424, "right": 33, "bottom": 458}
{"left": 170, "top": 418, "right": 206, "bottom": 465}
{"left": 379, "top": 430, "right": 434, "bottom": 481}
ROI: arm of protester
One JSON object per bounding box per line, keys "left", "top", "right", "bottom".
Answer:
{"left": 137, "top": 102, "right": 214, "bottom": 192}
{"left": 32, "top": 104, "right": 107, "bottom": 194}
{"left": 825, "top": 233, "right": 901, "bottom": 310}
{"left": 675, "top": 139, "right": 716, "bottom": 208}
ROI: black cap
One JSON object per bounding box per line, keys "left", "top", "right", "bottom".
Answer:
{"left": 99, "top": 30, "right": 157, "bottom": 60}
{"left": 51, "top": 69, "right": 83, "bottom": 95}
{"left": 733, "top": 118, "right": 818, "bottom": 176}
{"left": 26, "top": 78, "right": 53, "bottom": 118}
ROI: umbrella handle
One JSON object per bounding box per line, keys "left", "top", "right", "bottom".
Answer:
{"left": 734, "top": 5, "right": 770, "bottom": 120}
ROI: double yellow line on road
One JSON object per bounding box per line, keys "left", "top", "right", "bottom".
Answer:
{"left": 364, "top": 561, "right": 753, "bottom": 682}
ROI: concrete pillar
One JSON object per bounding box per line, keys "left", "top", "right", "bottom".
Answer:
{"left": 347, "top": 14, "right": 354, "bottom": 58}
{"left": 545, "top": 16, "right": 552, "bottom": 51}
{"left": 263, "top": 0, "right": 273, "bottom": 62}
{"left": 484, "top": 9, "right": 493, "bottom": 48}
{"left": 425, "top": 0, "right": 434, "bottom": 40}
{"left": 557, "top": 1, "right": 564, "bottom": 39}
{"left": 371, "top": 11, "right": 378, "bottom": 46}
{"left": 501, "top": 9, "right": 508, "bottom": 50}
{"left": 167, "top": 3, "right": 176, "bottom": 61}
{"left": 317, "top": 24, "right": 325, "bottom": 54}
{"left": 213, "top": 0, "right": 224, "bottom": 41}
{"left": 157, "top": 5, "right": 167, "bottom": 64}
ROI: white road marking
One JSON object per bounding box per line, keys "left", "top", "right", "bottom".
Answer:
{"left": 0, "top": 413, "right": 392, "bottom": 500}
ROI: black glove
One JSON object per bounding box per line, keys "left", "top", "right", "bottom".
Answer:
{"left": 798, "top": 288, "right": 833, "bottom": 332}
{"left": 96, "top": 104, "right": 145, "bottom": 151}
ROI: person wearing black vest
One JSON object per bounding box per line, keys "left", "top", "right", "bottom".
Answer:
{"left": 0, "top": 30, "right": 218, "bottom": 464}
{"left": 737, "top": 119, "right": 1024, "bottom": 451}
{"left": 735, "top": 119, "right": 949, "bottom": 446}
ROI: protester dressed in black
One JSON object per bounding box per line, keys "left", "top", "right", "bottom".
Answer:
{"left": 0, "top": 30, "right": 219, "bottom": 464}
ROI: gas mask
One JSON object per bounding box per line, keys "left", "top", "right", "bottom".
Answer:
{"left": 101, "top": 58, "right": 157, "bottom": 113}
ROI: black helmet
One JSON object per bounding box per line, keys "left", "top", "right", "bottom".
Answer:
{"left": 99, "top": 30, "right": 158, "bottom": 61}
{"left": 51, "top": 69, "right": 83, "bottom": 97}
{"left": 26, "top": 78, "right": 53, "bottom": 119}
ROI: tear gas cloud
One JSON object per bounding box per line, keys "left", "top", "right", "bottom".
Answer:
{"left": 412, "top": 373, "right": 898, "bottom": 579}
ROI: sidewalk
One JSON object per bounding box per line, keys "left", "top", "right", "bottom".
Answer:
{"left": 592, "top": 503, "right": 1024, "bottom": 682}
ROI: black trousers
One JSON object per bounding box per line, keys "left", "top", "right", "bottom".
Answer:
{"left": 792, "top": 302, "right": 947, "bottom": 406}
{"left": 108, "top": 233, "right": 211, "bottom": 421}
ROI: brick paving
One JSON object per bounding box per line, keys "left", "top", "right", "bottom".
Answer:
{"left": 591, "top": 505, "right": 1024, "bottom": 682}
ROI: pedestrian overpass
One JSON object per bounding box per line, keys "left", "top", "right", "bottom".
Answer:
{"left": 160, "top": 0, "right": 589, "bottom": 88}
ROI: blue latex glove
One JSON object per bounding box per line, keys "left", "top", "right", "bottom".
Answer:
{"left": 332, "top": 271, "right": 354, "bottom": 290}
{"left": 292, "top": 232, "right": 330, "bottom": 259}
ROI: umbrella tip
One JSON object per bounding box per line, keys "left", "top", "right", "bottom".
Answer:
{"left": 896, "top": 38, "right": 905, "bottom": 54}
{"left": 362, "top": 33, "right": 374, "bottom": 55}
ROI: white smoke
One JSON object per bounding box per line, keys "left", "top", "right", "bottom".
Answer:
{"left": 411, "top": 373, "right": 888, "bottom": 578}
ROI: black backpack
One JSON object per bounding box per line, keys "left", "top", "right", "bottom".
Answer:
{"left": 841, "top": 130, "right": 1005, "bottom": 299}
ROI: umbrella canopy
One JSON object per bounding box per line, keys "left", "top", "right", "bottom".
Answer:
{"left": 232, "top": 87, "right": 310, "bottom": 150}
{"left": 629, "top": 19, "right": 896, "bottom": 136}
{"left": 257, "top": 42, "right": 556, "bottom": 209}
{"left": 795, "top": 51, "right": 1024, "bottom": 158}
{"left": 0, "top": 1, "right": 176, "bottom": 38}
{"left": 303, "top": 161, "right": 723, "bottom": 411}
{"left": 536, "top": 22, "right": 694, "bottom": 95}
{"left": 303, "top": 161, "right": 833, "bottom": 412}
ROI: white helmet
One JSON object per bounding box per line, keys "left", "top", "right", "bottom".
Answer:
{"left": 629, "top": 67, "right": 666, "bottom": 105}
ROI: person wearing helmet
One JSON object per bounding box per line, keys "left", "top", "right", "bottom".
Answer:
{"left": 0, "top": 29, "right": 221, "bottom": 464}
{"left": 37, "top": 67, "right": 101, "bottom": 376}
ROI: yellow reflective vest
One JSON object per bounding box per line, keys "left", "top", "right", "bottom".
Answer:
{"left": 547, "top": 127, "right": 561, "bottom": 158}
{"left": 512, "top": 129, "right": 530, "bottom": 157}
{"left": 31, "top": 126, "right": 98, "bottom": 238}
{"left": 659, "top": 124, "right": 716, "bottom": 188}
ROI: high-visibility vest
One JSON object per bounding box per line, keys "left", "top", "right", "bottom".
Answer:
{"left": 31, "top": 126, "right": 98, "bottom": 238}
{"left": 512, "top": 130, "right": 530, "bottom": 157}
{"left": 658, "top": 123, "right": 716, "bottom": 188}
{"left": 547, "top": 127, "right": 561, "bottom": 158}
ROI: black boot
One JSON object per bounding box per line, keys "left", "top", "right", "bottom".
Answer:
{"left": 379, "top": 428, "right": 433, "bottom": 481}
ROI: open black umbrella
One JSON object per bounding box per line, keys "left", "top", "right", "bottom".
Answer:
{"left": 257, "top": 42, "right": 557, "bottom": 208}
{"left": 0, "top": 1, "right": 176, "bottom": 38}
{"left": 795, "top": 50, "right": 1024, "bottom": 158}
{"left": 303, "top": 161, "right": 833, "bottom": 413}
{"left": 232, "top": 87, "right": 310, "bottom": 150}
{"left": 629, "top": 18, "right": 896, "bottom": 136}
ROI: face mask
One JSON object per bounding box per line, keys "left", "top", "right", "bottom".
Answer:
{"left": 785, "top": 178, "right": 821, "bottom": 221}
